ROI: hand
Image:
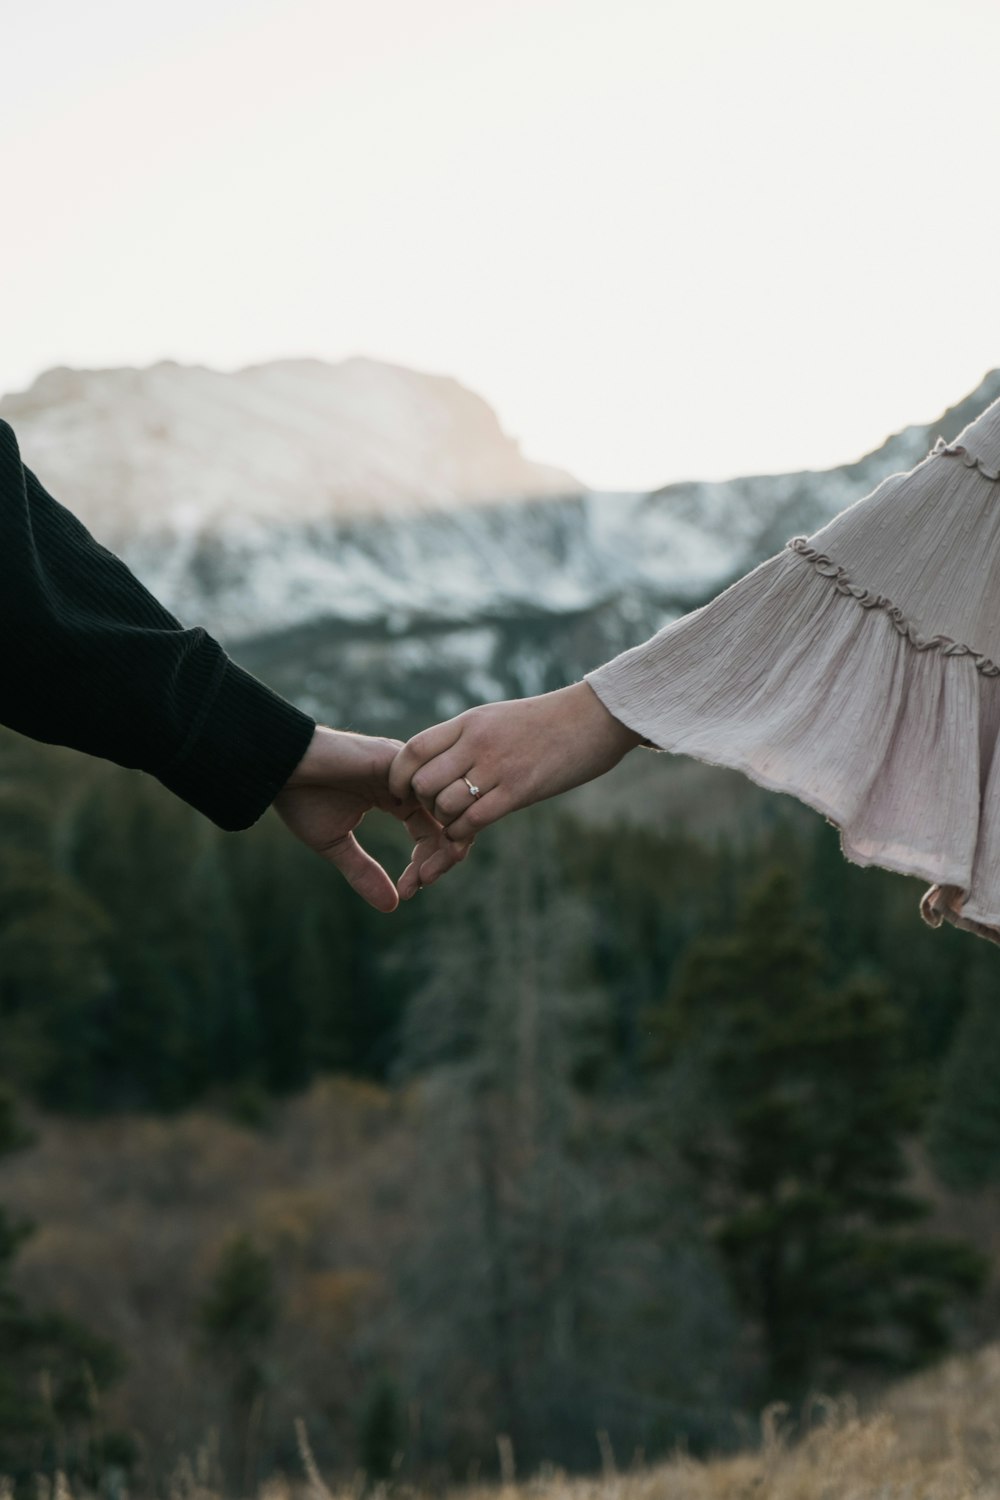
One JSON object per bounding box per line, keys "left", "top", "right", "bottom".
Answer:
{"left": 388, "top": 682, "right": 645, "bottom": 896}
{"left": 272, "top": 725, "right": 470, "bottom": 912}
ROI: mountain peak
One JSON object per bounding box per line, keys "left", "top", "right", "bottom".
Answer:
{"left": 0, "top": 355, "right": 579, "bottom": 544}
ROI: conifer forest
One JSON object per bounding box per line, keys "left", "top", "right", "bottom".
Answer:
{"left": 0, "top": 723, "right": 998, "bottom": 1493}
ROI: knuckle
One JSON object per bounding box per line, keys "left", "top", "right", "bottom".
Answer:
{"left": 463, "top": 711, "right": 487, "bottom": 744}
{"left": 402, "top": 736, "right": 429, "bottom": 770}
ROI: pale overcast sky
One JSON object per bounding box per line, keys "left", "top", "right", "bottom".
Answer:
{"left": 3, "top": 0, "right": 998, "bottom": 489}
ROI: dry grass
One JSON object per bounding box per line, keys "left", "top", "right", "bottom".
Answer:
{"left": 360, "top": 1350, "right": 1000, "bottom": 1497}
{"left": 25, "top": 1345, "right": 1000, "bottom": 1500}
{"left": 290, "top": 1358, "right": 1000, "bottom": 1498}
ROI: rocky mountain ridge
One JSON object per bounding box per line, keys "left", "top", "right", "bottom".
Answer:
{"left": 3, "top": 357, "right": 998, "bottom": 732}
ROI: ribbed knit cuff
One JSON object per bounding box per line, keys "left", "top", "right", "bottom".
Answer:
{"left": 156, "top": 657, "right": 317, "bottom": 832}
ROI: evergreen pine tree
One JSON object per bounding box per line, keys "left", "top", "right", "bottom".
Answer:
{"left": 927, "top": 944, "right": 1000, "bottom": 1190}
{"left": 358, "top": 1373, "right": 402, "bottom": 1481}
{"left": 196, "top": 1232, "right": 279, "bottom": 1489}
{"left": 0, "top": 785, "right": 117, "bottom": 1113}
{"left": 648, "top": 861, "right": 986, "bottom": 1399}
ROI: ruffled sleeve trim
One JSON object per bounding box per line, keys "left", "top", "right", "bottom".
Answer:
{"left": 929, "top": 435, "right": 1000, "bottom": 482}
{"left": 785, "top": 536, "right": 1000, "bottom": 677}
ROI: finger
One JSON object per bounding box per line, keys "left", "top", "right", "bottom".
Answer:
{"left": 397, "top": 858, "right": 423, "bottom": 900}
{"left": 409, "top": 746, "right": 480, "bottom": 814}
{"left": 322, "top": 832, "right": 399, "bottom": 913}
{"left": 398, "top": 836, "right": 474, "bottom": 899}
{"left": 417, "top": 836, "right": 474, "bottom": 889}
{"left": 402, "top": 802, "right": 455, "bottom": 852}
{"left": 395, "top": 803, "right": 466, "bottom": 900}
{"left": 388, "top": 720, "right": 464, "bottom": 802}
{"left": 432, "top": 776, "right": 490, "bottom": 826}
{"left": 402, "top": 803, "right": 443, "bottom": 838}
{"left": 442, "top": 787, "right": 508, "bottom": 844}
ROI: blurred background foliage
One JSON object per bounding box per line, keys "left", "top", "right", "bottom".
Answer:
{"left": 0, "top": 724, "right": 998, "bottom": 1493}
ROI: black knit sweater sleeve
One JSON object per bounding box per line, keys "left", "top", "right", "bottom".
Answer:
{"left": 0, "top": 419, "right": 317, "bottom": 831}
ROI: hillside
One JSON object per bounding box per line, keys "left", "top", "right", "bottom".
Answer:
{"left": 2, "top": 1064, "right": 998, "bottom": 1492}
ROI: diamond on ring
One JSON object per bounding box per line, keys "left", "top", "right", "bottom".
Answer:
{"left": 463, "top": 776, "right": 481, "bottom": 799}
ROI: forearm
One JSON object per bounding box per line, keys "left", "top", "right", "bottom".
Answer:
{"left": 0, "top": 420, "right": 316, "bottom": 830}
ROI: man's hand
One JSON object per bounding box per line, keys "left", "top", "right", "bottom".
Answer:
{"left": 388, "top": 682, "right": 645, "bottom": 897}
{"left": 272, "top": 725, "right": 471, "bottom": 912}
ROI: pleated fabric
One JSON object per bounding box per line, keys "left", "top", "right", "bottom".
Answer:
{"left": 585, "top": 393, "right": 1000, "bottom": 945}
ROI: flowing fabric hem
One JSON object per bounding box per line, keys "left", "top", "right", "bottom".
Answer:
{"left": 590, "top": 687, "right": 977, "bottom": 920}
{"left": 919, "top": 884, "right": 1000, "bottom": 947}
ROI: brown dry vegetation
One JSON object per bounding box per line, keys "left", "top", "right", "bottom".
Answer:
{"left": 296, "top": 1354, "right": 1000, "bottom": 1496}
{"left": 8, "top": 1076, "right": 1000, "bottom": 1497}
{"left": 374, "top": 1345, "right": 1000, "bottom": 1497}
{"left": 19, "top": 1344, "right": 1000, "bottom": 1499}
{"left": 0, "top": 1077, "right": 423, "bottom": 1475}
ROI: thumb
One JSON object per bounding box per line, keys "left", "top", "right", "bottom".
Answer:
{"left": 323, "top": 832, "right": 400, "bottom": 913}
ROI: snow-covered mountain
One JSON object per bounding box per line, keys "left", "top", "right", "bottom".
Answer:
{"left": 3, "top": 357, "right": 998, "bottom": 733}
{"left": 0, "top": 358, "right": 579, "bottom": 638}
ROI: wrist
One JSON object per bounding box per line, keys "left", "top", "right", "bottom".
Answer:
{"left": 577, "top": 676, "right": 655, "bottom": 752}
{"left": 279, "top": 725, "right": 403, "bottom": 793}
{"left": 280, "top": 724, "right": 326, "bottom": 790}
{"left": 564, "top": 681, "right": 646, "bottom": 755}
{"left": 581, "top": 684, "right": 644, "bottom": 747}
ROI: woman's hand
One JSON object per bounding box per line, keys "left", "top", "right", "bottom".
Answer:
{"left": 273, "top": 725, "right": 470, "bottom": 911}
{"left": 388, "top": 682, "right": 646, "bottom": 896}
